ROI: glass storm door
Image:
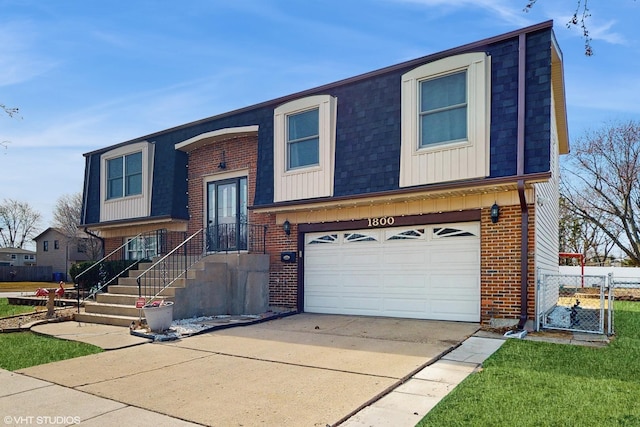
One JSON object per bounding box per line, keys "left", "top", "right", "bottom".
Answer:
{"left": 207, "top": 177, "right": 247, "bottom": 251}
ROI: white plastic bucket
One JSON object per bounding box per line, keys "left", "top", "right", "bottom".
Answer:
{"left": 142, "top": 301, "right": 174, "bottom": 332}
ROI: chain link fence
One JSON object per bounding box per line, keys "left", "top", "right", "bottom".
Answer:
{"left": 536, "top": 273, "right": 612, "bottom": 335}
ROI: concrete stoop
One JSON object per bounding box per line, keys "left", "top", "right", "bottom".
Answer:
{"left": 74, "top": 253, "right": 270, "bottom": 328}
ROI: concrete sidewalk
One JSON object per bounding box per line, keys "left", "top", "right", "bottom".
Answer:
{"left": 341, "top": 336, "right": 505, "bottom": 426}
{"left": 4, "top": 316, "right": 506, "bottom": 426}
{"left": 0, "top": 368, "right": 201, "bottom": 426}
{"left": 31, "top": 322, "right": 152, "bottom": 350}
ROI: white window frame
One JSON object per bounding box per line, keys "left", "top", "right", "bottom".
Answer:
{"left": 400, "top": 52, "right": 490, "bottom": 187}
{"left": 125, "top": 235, "right": 158, "bottom": 261}
{"left": 286, "top": 107, "right": 320, "bottom": 170}
{"left": 273, "top": 95, "right": 337, "bottom": 202}
{"left": 100, "top": 141, "right": 155, "bottom": 222}
{"left": 106, "top": 151, "right": 143, "bottom": 200}
{"left": 419, "top": 70, "right": 468, "bottom": 147}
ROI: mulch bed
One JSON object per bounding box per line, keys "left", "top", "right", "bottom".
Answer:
{"left": 0, "top": 308, "right": 77, "bottom": 332}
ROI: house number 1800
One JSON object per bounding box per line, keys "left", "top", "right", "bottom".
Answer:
{"left": 367, "top": 216, "right": 395, "bottom": 227}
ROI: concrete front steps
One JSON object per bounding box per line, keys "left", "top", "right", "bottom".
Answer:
{"left": 74, "top": 260, "right": 182, "bottom": 328}
{"left": 73, "top": 253, "right": 270, "bottom": 328}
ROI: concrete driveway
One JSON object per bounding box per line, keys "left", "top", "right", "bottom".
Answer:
{"left": 17, "top": 314, "right": 479, "bottom": 426}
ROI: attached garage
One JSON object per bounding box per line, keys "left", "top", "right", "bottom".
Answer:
{"left": 303, "top": 222, "right": 480, "bottom": 322}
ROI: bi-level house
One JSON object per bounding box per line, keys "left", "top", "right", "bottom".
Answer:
{"left": 79, "top": 21, "right": 568, "bottom": 329}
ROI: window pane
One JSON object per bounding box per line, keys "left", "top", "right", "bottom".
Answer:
{"left": 288, "top": 137, "right": 319, "bottom": 169}
{"left": 126, "top": 174, "right": 142, "bottom": 196}
{"left": 108, "top": 177, "right": 123, "bottom": 198}
{"left": 288, "top": 109, "right": 319, "bottom": 141}
{"left": 125, "top": 152, "right": 142, "bottom": 174}
{"left": 420, "top": 71, "right": 466, "bottom": 112}
{"left": 421, "top": 106, "right": 467, "bottom": 146}
{"left": 107, "top": 157, "right": 123, "bottom": 199}
{"left": 107, "top": 158, "right": 123, "bottom": 179}
{"left": 124, "top": 152, "right": 142, "bottom": 196}
{"left": 240, "top": 178, "right": 247, "bottom": 223}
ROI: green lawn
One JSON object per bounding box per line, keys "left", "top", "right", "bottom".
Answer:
{"left": 0, "top": 282, "right": 54, "bottom": 292}
{"left": 0, "top": 298, "right": 38, "bottom": 317}
{"left": 418, "top": 301, "right": 640, "bottom": 426}
{"left": 0, "top": 332, "right": 103, "bottom": 371}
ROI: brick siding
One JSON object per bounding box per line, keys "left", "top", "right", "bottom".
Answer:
{"left": 480, "top": 204, "right": 535, "bottom": 324}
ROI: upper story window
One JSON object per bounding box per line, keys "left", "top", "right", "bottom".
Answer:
{"left": 420, "top": 70, "right": 467, "bottom": 147}
{"left": 287, "top": 108, "right": 320, "bottom": 170}
{"left": 43, "top": 241, "right": 49, "bottom": 252}
{"left": 400, "top": 52, "right": 490, "bottom": 187}
{"left": 54, "top": 240, "right": 59, "bottom": 250}
{"left": 274, "top": 95, "right": 337, "bottom": 202}
{"left": 107, "top": 152, "right": 142, "bottom": 199}
{"left": 100, "top": 141, "right": 154, "bottom": 222}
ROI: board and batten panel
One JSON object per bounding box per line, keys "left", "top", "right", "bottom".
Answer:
{"left": 273, "top": 95, "right": 336, "bottom": 203}
{"left": 400, "top": 53, "right": 490, "bottom": 187}
{"left": 100, "top": 141, "right": 154, "bottom": 223}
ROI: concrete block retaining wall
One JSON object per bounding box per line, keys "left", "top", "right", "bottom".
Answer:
{"left": 173, "top": 253, "right": 270, "bottom": 319}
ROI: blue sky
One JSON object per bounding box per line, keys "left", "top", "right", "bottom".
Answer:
{"left": 1, "top": 0, "right": 638, "bottom": 243}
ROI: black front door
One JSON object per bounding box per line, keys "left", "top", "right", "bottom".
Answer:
{"left": 206, "top": 177, "right": 247, "bottom": 251}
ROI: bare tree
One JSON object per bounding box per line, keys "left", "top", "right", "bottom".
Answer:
{"left": 52, "top": 192, "right": 102, "bottom": 260}
{"left": 0, "top": 198, "right": 41, "bottom": 248}
{"left": 559, "top": 196, "right": 617, "bottom": 265}
{"left": 1, "top": 103, "right": 19, "bottom": 151}
{"left": 52, "top": 193, "right": 82, "bottom": 239}
{"left": 561, "top": 121, "right": 640, "bottom": 266}
{"left": 524, "top": 0, "right": 596, "bottom": 56}
{"left": 1, "top": 104, "right": 19, "bottom": 118}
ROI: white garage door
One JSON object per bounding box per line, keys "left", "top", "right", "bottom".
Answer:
{"left": 304, "top": 222, "right": 480, "bottom": 322}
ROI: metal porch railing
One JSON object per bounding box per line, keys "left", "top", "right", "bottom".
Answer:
{"left": 136, "top": 229, "right": 205, "bottom": 303}
{"left": 135, "top": 223, "right": 267, "bottom": 304}
{"left": 206, "top": 223, "right": 267, "bottom": 254}
{"left": 73, "top": 231, "right": 164, "bottom": 312}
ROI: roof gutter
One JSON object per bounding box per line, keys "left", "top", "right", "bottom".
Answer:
{"left": 516, "top": 33, "right": 529, "bottom": 330}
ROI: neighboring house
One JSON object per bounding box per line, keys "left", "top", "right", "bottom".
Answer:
{"left": 0, "top": 247, "right": 36, "bottom": 267}
{"left": 33, "top": 228, "right": 94, "bottom": 281}
{"left": 80, "top": 21, "right": 568, "bottom": 329}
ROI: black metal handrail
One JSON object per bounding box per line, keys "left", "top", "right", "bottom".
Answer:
{"left": 73, "top": 232, "right": 145, "bottom": 312}
{"left": 136, "top": 229, "right": 205, "bottom": 303}
{"left": 206, "top": 223, "right": 267, "bottom": 254}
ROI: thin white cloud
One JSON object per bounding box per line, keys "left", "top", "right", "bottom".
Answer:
{"left": 0, "top": 20, "right": 59, "bottom": 86}
{"left": 567, "top": 75, "right": 640, "bottom": 114}
{"left": 387, "top": 0, "right": 532, "bottom": 27}
{"left": 588, "top": 20, "right": 627, "bottom": 45}
{"left": 90, "top": 30, "right": 134, "bottom": 50}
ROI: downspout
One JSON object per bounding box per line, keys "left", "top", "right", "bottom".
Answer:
{"left": 517, "top": 181, "right": 529, "bottom": 329}
{"left": 516, "top": 33, "right": 529, "bottom": 330}
{"left": 84, "top": 227, "right": 105, "bottom": 260}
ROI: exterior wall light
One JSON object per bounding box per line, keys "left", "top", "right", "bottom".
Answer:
{"left": 218, "top": 150, "right": 227, "bottom": 169}
{"left": 490, "top": 203, "right": 500, "bottom": 223}
{"left": 283, "top": 219, "right": 291, "bottom": 236}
